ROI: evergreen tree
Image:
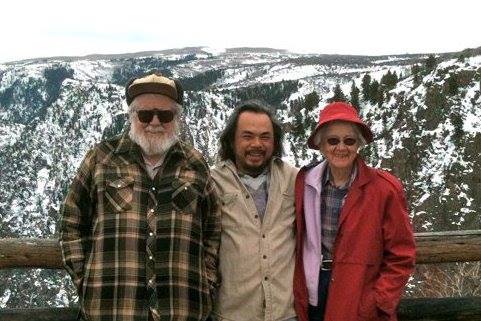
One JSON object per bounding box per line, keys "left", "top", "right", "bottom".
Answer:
{"left": 361, "top": 74, "right": 371, "bottom": 101}
{"left": 304, "top": 91, "right": 320, "bottom": 111}
{"left": 412, "top": 64, "right": 422, "bottom": 87}
{"left": 425, "top": 54, "right": 437, "bottom": 71}
{"left": 377, "top": 86, "right": 384, "bottom": 107}
{"left": 327, "top": 83, "right": 347, "bottom": 103}
{"left": 369, "top": 80, "right": 380, "bottom": 104}
{"left": 349, "top": 82, "right": 360, "bottom": 109}
{"left": 381, "top": 70, "right": 391, "bottom": 85}
{"left": 447, "top": 74, "right": 459, "bottom": 96}
{"left": 210, "top": 98, "right": 218, "bottom": 110}
{"left": 425, "top": 86, "right": 446, "bottom": 109}
{"left": 450, "top": 112, "right": 464, "bottom": 143}
{"left": 381, "top": 70, "right": 398, "bottom": 90}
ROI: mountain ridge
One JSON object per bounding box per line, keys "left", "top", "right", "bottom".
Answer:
{"left": 5, "top": 45, "right": 481, "bottom": 66}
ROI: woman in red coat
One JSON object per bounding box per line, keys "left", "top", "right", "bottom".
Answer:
{"left": 293, "top": 102, "right": 415, "bottom": 321}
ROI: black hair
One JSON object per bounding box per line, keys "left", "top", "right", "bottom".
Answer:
{"left": 218, "top": 99, "right": 284, "bottom": 162}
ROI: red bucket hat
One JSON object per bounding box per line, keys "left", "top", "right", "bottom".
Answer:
{"left": 307, "top": 101, "right": 374, "bottom": 149}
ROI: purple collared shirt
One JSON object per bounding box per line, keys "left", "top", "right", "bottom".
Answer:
{"left": 302, "top": 160, "right": 357, "bottom": 306}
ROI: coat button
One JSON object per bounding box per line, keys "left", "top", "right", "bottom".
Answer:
{"left": 245, "top": 194, "right": 250, "bottom": 199}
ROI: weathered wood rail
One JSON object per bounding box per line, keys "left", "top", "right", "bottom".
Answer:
{"left": 3, "top": 297, "right": 481, "bottom": 321}
{"left": 1, "top": 230, "right": 481, "bottom": 321}
{"left": 1, "top": 230, "right": 481, "bottom": 269}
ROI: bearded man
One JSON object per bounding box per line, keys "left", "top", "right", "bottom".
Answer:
{"left": 60, "top": 72, "right": 220, "bottom": 321}
{"left": 211, "top": 100, "right": 298, "bottom": 321}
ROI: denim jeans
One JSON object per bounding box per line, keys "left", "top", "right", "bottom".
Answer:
{"left": 308, "top": 270, "right": 331, "bottom": 321}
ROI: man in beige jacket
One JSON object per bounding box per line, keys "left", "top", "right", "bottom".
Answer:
{"left": 211, "top": 100, "right": 298, "bottom": 321}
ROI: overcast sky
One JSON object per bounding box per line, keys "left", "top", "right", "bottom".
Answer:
{"left": 1, "top": 0, "right": 480, "bottom": 63}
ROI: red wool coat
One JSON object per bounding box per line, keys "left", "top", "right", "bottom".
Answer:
{"left": 293, "top": 158, "right": 416, "bottom": 321}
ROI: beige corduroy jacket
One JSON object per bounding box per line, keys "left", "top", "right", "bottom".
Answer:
{"left": 211, "top": 158, "right": 298, "bottom": 321}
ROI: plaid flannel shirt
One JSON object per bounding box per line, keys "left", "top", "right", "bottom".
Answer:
{"left": 60, "top": 131, "right": 220, "bottom": 321}
{"left": 320, "top": 166, "right": 357, "bottom": 261}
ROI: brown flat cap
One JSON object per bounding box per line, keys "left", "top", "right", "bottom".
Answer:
{"left": 125, "top": 72, "right": 184, "bottom": 105}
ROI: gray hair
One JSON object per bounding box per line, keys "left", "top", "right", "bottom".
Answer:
{"left": 314, "top": 121, "right": 367, "bottom": 149}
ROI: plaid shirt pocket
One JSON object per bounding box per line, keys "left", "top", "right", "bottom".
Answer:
{"left": 172, "top": 179, "right": 202, "bottom": 215}
{"left": 104, "top": 176, "right": 134, "bottom": 212}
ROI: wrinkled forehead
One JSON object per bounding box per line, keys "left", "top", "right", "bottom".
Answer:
{"left": 129, "top": 94, "right": 182, "bottom": 114}
{"left": 131, "top": 93, "right": 177, "bottom": 109}
{"left": 323, "top": 120, "right": 359, "bottom": 136}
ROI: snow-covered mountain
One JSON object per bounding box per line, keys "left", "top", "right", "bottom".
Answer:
{"left": 1, "top": 46, "right": 480, "bottom": 307}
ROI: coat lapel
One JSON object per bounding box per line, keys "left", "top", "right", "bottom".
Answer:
{"left": 338, "top": 157, "right": 373, "bottom": 228}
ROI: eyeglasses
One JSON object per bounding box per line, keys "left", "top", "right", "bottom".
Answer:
{"left": 326, "top": 137, "right": 357, "bottom": 146}
{"left": 136, "top": 109, "right": 175, "bottom": 124}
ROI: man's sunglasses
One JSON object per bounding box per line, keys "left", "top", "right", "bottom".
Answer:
{"left": 136, "top": 109, "right": 175, "bottom": 124}
{"left": 326, "top": 137, "right": 357, "bottom": 146}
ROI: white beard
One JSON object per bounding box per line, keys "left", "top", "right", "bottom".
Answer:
{"left": 129, "top": 123, "right": 178, "bottom": 156}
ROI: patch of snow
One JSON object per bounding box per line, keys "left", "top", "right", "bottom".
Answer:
{"left": 0, "top": 289, "right": 11, "bottom": 308}
{"left": 372, "top": 56, "right": 411, "bottom": 64}
{"left": 36, "top": 168, "right": 50, "bottom": 195}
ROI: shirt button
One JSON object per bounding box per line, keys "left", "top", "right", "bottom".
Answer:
{"left": 149, "top": 256, "right": 153, "bottom": 260}
{"left": 263, "top": 255, "right": 267, "bottom": 259}
{"left": 245, "top": 194, "right": 250, "bottom": 199}
{"left": 117, "top": 184, "right": 121, "bottom": 188}
{"left": 151, "top": 187, "right": 156, "bottom": 191}
{"left": 150, "top": 209, "right": 154, "bottom": 213}
{"left": 264, "top": 276, "right": 268, "bottom": 281}
{"left": 262, "top": 234, "right": 266, "bottom": 238}
{"left": 149, "top": 232, "right": 153, "bottom": 236}
{"left": 254, "top": 215, "right": 259, "bottom": 219}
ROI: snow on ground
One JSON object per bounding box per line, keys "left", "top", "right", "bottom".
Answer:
{"left": 70, "top": 60, "right": 113, "bottom": 82}
{"left": 201, "top": 47, "right": 225, "bottom": 56}
{"left": 372, "top": 56, "right": 411, "bottom": 64}
{"left": 0, "top": 123, "right": 24, "bottom": 148}
{"left": 0, "top": 289, "right": 11, "bottom": 308}
{"left": 462, "top": 80, "right": 481, "bottom": 133}
{"left": 36, "top": 168, "right": 50, "bottom": 195}
{"left": 467, "top": 55, "right": 481, "bottom": 64}
{"left": 258, "top": 64, "right": 323, "bottom": 83}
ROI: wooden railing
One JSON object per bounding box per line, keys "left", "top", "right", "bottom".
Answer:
{"left": 1, "top": 230, "right": 481, "bottom": 321}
